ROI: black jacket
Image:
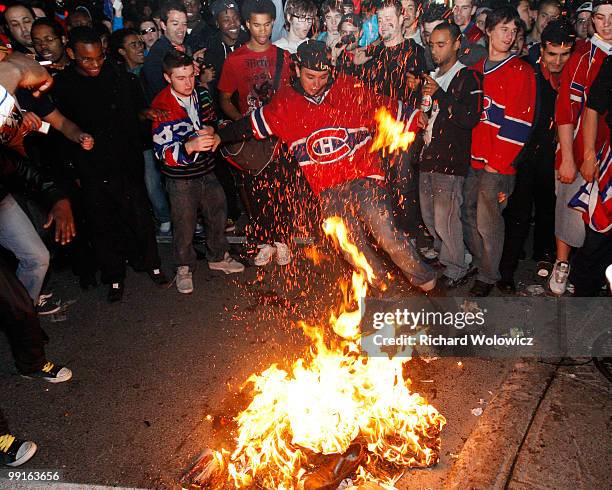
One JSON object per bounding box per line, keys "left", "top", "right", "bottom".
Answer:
{"left": 141, "top": 36, "right": 190, "bottom": 103}
{"left": 0, "top": 145, "right": 67, "bottom": 206}
{"left": 419, "top": 67, "right": 483, "bottom": 176}
{"left": 51, "top": 63, "right": 147, "bottom": 186}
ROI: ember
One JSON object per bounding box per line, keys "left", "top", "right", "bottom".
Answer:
{"left": 205, "top": 217, "right": 445, "bottom": 489}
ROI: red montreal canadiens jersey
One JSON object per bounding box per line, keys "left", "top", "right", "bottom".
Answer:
{"left": 555, "top": 35, "right": 611, "bottom": 170}
{"left": 470, "top": 55, "right": 536, "bottom": 175}
{"left": 249, "top": 73, "right": 419, "bottom": 195}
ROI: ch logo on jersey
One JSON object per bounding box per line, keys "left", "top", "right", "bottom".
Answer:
{"left": 480, "top": 96, "right": 492, "bottom": 122}
{"left": 306, "top": 128, "right": 353, "bottom": 164}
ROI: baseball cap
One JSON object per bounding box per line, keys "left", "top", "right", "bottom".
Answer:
{"left": 576, "top": 2, "right": 592, "bottom": 12}
{"left": 339, "top": 13, "right": 363, "bottom": 29}
{"left": 292, "top": 40, "right": 332, "bottom": 71}
{"left": 210, "top": 0, "right": 240, "bottom": 19}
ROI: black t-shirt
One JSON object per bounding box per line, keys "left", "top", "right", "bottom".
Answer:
{"left": 363, "top": 39, "right": 426, "bottom": 103}
{"left": 203, "top": 30, "right": 249, "bottom": 90}
{"left": 587, "top": 55, "right": 611, "bottom": 131}
{"left": 51, "top": 63, "right": 147, "bottom": 184}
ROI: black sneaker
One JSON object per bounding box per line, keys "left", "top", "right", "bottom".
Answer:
{"left": 22, "top": 360, "right": 72, "bottom": 383}
{"left": 470, "top": 280, "right": 494, "bottom": 297}
{"left": 107, "top": 282, "right": 124, "bottom": 302}
{"left": 36, "top": 295, "right": 61, "bottom": 316}
{"left": 496, "top": 278, "right": 516, "bottom": 294}
{"left": 148, "top": 268, "right": 169, "bottom": 286}
{"left": 0, "top": 434, "right": 37, "bottom": 467}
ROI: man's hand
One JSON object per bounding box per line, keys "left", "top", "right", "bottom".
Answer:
{"left": 406, "top": 72, "right": 421, "bottom": 90}
{"left": 580, "top": 149, "right": 598, "bottom": 183}
{"left": 421, "top": 74, "right": 440, "bottom": 97}
{"left": 44, "top": 198, "right": 76, "bottom": 245}
{"left": 21, "top": 111, "right": 42, "bottom": 133}
{"left": 353, "top": 48, "right": 372, "bottom": 65}
{"left": 200, "top": 66, "right": 215, "bottom": 84}
{"left": 4, "top": 52, "right": 54, "bottom": 97}
{"left": 330, "top": 43, "right": 346, "bottom": 64}
{"left": 141, "top": 107, "right": 169, "bottom": 121}
{"left": 185, "top": 128, "right": 219, "bottom": 154}
{"left": 558, "top": 156, "right": 577, "bottom": 184}
{"left": 113, "top": 0, "right": 123, "bottom": 15}
{"left": 79, "top": 133, "right": 94, "bottom": 150}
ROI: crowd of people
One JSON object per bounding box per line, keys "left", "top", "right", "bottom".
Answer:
{"left": 0, "top": 0, "right": 610, "bottom": 467}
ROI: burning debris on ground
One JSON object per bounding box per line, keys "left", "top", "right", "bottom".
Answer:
{"left": 182, "top": 217, "right": 446, "bottom": 490}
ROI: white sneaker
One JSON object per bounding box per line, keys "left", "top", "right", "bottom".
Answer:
{"left": 208, "top": 252, "right": 245, "bottom": 274}
{"left": 176, "top": 266, "right": 193, "bottom": 294}
{"left": 420, "top": 246, "right": 438, "bottom": 260}
{"left": 254, "top": 244, "right": 276, "bottom": 266}
{"left": 274, "top": 242, "right": 291, "bottom": 265}
{"left": 549, "top": 260, "right": 570, "bottom": 295}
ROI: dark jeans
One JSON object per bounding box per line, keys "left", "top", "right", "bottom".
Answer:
{"left": 569, "top": 226, "right": 612, "bottom": 296}
{"left": 166, "top": 173, "right": 228, "bottom": 268}
{"left": 463, "top": 167, "right": 516, "bottom": 284}
{"left": 319, "top": 179, "right": 435, "bottom": 287}
{"left": 382, "top": 144, "right": 424, "bottom": 238}
{"left": 0, "top": 256, "right": 47, "bottom": 374}
{"left": 499, "top": 155, "right": 556, "bottom": 281}
{"left": 214, "top": 159, "right": 242, "bottom": 222}
{"left": 81, "top": 177, "right": 161, "bottom": 284}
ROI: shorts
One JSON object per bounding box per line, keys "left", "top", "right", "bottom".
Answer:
{"left": 554, "top": 172, "right": 586, "bottom": 248}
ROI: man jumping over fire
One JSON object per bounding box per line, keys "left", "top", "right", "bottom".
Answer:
{"left": 211, "top": 40, "right": 441, "bottom": 295}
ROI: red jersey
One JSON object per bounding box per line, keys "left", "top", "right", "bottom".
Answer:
{"left": 217, "top": 43, "right": 291, "bottom": 116}
{"left": 554, "top": 34, "right": 611, "bottom": 170}
{"left": 470, "top": 55, "right": 536, "bottom": 175}
{"left": 249, "top": 73, "right": 420, "bottom": 195}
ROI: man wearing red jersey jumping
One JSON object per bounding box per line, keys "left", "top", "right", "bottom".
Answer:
{"left": 214, "top": 40, "right": 441, "bottom": 294}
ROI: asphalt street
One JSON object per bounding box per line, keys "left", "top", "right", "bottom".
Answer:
{"left": 0, "top": 241, "right": 608, "bottom": 489}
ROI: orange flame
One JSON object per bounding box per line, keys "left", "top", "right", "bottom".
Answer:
{"left": 215, "top": 217, "right": 445, "bottom": 489}
{"left": 370, "top": 107, "right": 416, "bottom": 155}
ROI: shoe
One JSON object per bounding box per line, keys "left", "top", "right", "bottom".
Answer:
{"left": 470, "top": 280, "right": 494, "bottom": 297}
{"left": 225, "top": 219, "right": 236, "bottom": 233}
{"left": 22, "top": 360, "right": 72, "bottom": 383}
{"left": 0, "top": 434, "right": 37, "bottom": 467}
{"left": 79, "top": 274, "right": 98, "bottom": 290}
{"left": 549, "top": 260, "right": 570, "bottom": 295}
{"left": 148, "top": 268, "right": 169, "bottom": 286}
{"left": 438, "top": 274, "right": 469, "bottom": 290}
{"left": 465, "top": 265, "right": 478, "bottom": 278}
{"left": 274, "top": 242, "right": 291, "bottom": 266}
{"left": 425, "top": 257, "right": 445, "bottom": 268}
{"left": 420, "top": 246, "right": 439, "bottom": 260}
{"left": 36, "top": 295, "right": 61, "bottom": 316}
{"left": 176, "top": 266, "right": 193, "bottom": 294}
{"left": 107, "top": 282, "right": 124, "bottom": 302}
{"left": 254, "top": 244, "right": 276, "bottom": 266}
{"left": 208, "top": 252, "right": 245, "bottom": 274}
{"left": 496, "top": 279, "right": 516, "bottom": 294}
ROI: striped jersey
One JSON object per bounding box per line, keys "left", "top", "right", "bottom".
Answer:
{"left": 470, "top": 55, "right": 536, "bottom": 175}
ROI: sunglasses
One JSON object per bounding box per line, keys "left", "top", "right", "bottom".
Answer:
{"left": 140, "top": 26, "right": 158, "bottom": 35}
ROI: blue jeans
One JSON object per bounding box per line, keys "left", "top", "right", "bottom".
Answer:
{"left": 0, "top": 194, "right": 49, "bottom": 302}
{"left": 419, "top": 172, "right": 467, "bottom": 280}
{"left": 462, "top": 167, "right": 515, "bottom": 284}
{"left": 319, "top": 179, "right": 435, "bottom": 287}
{"left": 143, "top": 149, "right": 171, "bottom": 225}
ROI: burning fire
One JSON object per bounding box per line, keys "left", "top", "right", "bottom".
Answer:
{"left": 370, "top": 107, "right": 417, "bottom": 156}
{"left": 211, "top": 217, "right": 445, "bottom": 489}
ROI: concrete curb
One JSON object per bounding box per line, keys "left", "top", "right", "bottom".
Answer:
{"left": 443, "top": 360, "right": 557, "bottom": 490}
